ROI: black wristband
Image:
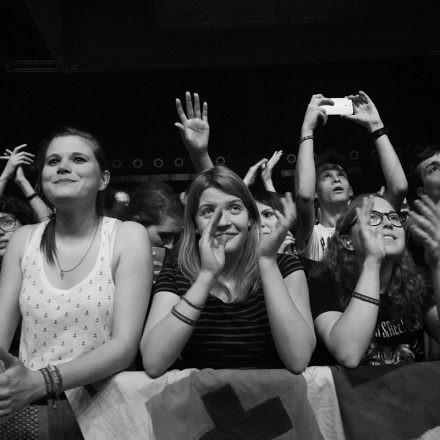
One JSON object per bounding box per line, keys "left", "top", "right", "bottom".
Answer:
{"left": 370, "top": 126, "right": 389, "bottom": 140}
{"left": 352, "top": 291, "right": 380, "bottom": 306}
{"left": 298, "top": 135, "right": 314, "bottom": 146}
{"left": 26, "top": 192, "right": 39, "bottom": 202}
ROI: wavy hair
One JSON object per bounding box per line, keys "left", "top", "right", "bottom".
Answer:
{"left": 179, "top": 166, "right": 261, "bottom": 301}
{"left": 319, "top": 193, "right": 426, "bottom": 325}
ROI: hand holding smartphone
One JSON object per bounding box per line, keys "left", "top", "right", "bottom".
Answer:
{"left": 320, "top": 98, "right": 353, "bottom": 116}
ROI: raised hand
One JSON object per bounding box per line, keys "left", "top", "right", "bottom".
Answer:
{"left": 243, "top": 158, "right": 267, "bottom": 187}
{"left": 261, "top": 150, "right": 282, "bottom": 192}
{"left": 278, "top": 231, "right": 297, "bottom": 255}
{"left": 0, "top": 144, "right": 34, "bottom": 181}
{"left": 409, "top": 195, "right": 440, "bottom": 268}
{"left": 175, "top": 91, "right": 210, "bottom": 155}
{"left": 258, "top": 192, "right": 296, "bottom": 259}
{"left": 198, "top": 207, "right": 226, "bottom": 277}
{"left": 355, "top": 196, "right": 386, "bottom": 262}
{"left": 302, "top": 94, "right": 334, "bottom": 133}
{"left": 342, "top": 91, "right": 383, "bottom": 132}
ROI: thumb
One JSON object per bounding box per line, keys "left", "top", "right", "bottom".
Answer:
{"left": 0, "top": 347, "right": 22, "bottom": 369}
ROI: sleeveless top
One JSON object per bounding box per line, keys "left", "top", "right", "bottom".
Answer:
{"left": 19, "top": 217, "right": 118, "bottom": 370}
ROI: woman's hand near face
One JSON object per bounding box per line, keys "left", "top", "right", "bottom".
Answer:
{"left": 258, "top": 193, "right": 296, "bottom": 259}
{"left": 198, "top": 207, "right": 226, "bottom": 278}
{"left": 356, "top": 196, "right": 386, "bottom": 263}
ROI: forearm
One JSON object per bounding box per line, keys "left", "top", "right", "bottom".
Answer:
{"left": 371, "top": 125, "right": 407, "bottom": 209}
{"left": 15, "top": 178, "right": 52, "bottom": 221}
{"left": 259, "top": 257, "right": 315, "bottom": 373}
{"left": 188, "top": 150, "right": 214, "bottom": 173}
{"left": 295, "top": 128, "right": 316, "bottom": 201}
{"left": 0, "top": 175, "right": 8, "bottom": 195}
{"left": 141, "top": 272, "right": 216, "bottom": 377}
{"left": 327, "top": 258, "right": 381, "bottom": 367}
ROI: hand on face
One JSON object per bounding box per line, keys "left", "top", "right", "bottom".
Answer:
{"left": 257, "top": 192, "right": 296, "bottom": 259}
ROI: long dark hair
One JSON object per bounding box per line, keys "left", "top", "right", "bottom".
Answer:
{"left": 35, "top": 127, "right": 109, "bottom": 264}
{"left": 318, "top": 194, "right": 426, "bottom": 325}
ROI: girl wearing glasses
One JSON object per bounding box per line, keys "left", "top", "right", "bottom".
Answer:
{"left": 308, "top": 194, "right": 439, "bottom": 367}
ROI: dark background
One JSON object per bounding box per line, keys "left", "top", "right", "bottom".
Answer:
{"left": 1, "top": 0, "right": 440, "bottom": 195}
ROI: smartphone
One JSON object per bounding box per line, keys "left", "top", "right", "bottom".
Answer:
{"left": 321, "top": 98, "right": 353, "bottom": 116}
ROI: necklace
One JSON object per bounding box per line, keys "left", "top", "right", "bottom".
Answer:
{"left": 54, "top": 219, "right": 100, "bottom": 280}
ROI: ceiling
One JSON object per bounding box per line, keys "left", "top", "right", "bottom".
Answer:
{"left": 2, "top": 0, "right": 440, "bottom": 73}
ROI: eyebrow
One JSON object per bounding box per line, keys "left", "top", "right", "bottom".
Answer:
{"left": 198, "top": 198, "right": 243, "bottom": 208}
{"left": 424, "top": 160, "right": 440, "bottom": 170}
{"left": 46, "top": 152, "right": 91, "bottom": 159}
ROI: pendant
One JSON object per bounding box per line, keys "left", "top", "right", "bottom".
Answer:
{"left": 60, "top": 270, "right": 65, "bottom": 280}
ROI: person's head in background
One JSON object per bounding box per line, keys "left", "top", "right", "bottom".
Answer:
{"left": 315, "top": 152, "right": 353, "bottom": 216}
{"left": 104, "top": 186, "right": 131, "bottom": 220}
{"left": 407, "top": 146, "right": 440, "bottom": 207}
{"left": 130, "top": 181, "right": 184, "bottom": 249}
{"left": 0, "top": 196, "right": 37, "bottom": 262}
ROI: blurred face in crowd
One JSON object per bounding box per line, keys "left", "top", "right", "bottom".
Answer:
{"left": 146, "top": 215, "right": 183, "bottom": 250}
{"left": 0, "top": 213, "right": 22, "bottom": 258}
{"left": 255, "top": 201, "right": 277, "bottom": 235}
{"left": 416, "top": 152, "right": 440, "bottom": 203}
{"left": 316, "top": 164, "right": 352, "bottom": 208}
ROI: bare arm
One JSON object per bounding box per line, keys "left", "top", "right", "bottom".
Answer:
{"left": 295, "top": 94, "right": 332, "bottom": 250}
{"left": 343, "top": 91, "right": 407, "bottom": 210}
{"left": 257, "top": 193, "right": 315, "bottom": 373}
{"left": 0, "top": 144, "right": 34, "bottom": 196}
{"left": 175, "top": 91, "right": 213, "bottom": 172}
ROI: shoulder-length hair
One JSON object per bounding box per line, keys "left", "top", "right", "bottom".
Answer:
{"left": 35, "top": 127, "right": 109, "bottom": 264}
{"left": 320, "top": 193, "right": 426, "bottom": 325}
{"left": 178, "top": 166, "right": 261, "bottom": 301}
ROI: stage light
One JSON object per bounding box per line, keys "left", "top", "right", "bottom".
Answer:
{"left": 174, "top": 157, "right": 184, "bottom": 167}
{"left": 215, "top": 156, "right": 225, "bottom": 165}
{"left": 133, "top": 159, "right": 143, "bottom": 169}
{"left": 286, "top": 153, "right": 296, "bottom": 164}
{"left": 153, "top": 158, "right": 164, "bottom": 168}
{"left": 112, "top": 159, "right": 122, "bottom": 169}
{"left": 349, "top": 151, "right": 359, "bottom": 161}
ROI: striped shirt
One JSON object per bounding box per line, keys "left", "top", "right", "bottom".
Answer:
{"left": 153, "top": 254, "right": 303, "bottom": 369}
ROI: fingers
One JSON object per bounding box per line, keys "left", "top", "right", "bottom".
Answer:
{"left": 358, "top": 91, "right": 370, "bottom": 103}
{"left": 202, "top": 101, "right": 208, "bottom": 122}
{"left": 185, "top": 91, "right": 195, "bottom": 119}
{"left": 267, "top": 150, "right": 283, "bottom": 167}
{"left": 175, "top": 98, "right": 187, "bottom": 123}
{"left": 194, "top": 93, "right": 201, "bottom": 119}
{"left": 11, "top": 144, "right": 27, "bottom": 153}
{"left": 202, "top": 207, "right": 223, "bottom": 241}
{"left": 251, "top": 158, "right": 268, "bottom": 170}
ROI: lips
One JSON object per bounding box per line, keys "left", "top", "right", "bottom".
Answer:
{"left": 54, "top": 178, "right": 76, "bottom": 183}
{"left": 333, "top": 186, "right": 344, "bottom": 192}
{"left": 382, "top": 234, "right": 397, "bottom": 240}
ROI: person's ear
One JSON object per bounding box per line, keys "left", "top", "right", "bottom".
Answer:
{"left": 99, "top": 170, "right": 111, "bottom": 191}
{"left": 416, "top": 186, "right": 425, "bottom": 198}
{"left": 341, "top": 235, "right": 354, "bottom": 251}
{"left": 348, "top": 186, "right": 354, "bottom": 198}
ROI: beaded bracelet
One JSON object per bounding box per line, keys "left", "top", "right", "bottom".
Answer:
{"left": 171, "top": 305, "right": 196, "bottom": 326}
{"left": 39, "top": 367, "right": 53, "bottom": 397}
{"left": 46, "top": 364, "right": 63, "bottom": 397}
{"left": 298, "top": 135, "right": 314, "bottom": 146}
{"left": 352, "top": 291, "right": 380, "bottom": 306}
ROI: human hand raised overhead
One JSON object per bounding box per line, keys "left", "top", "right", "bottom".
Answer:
{"left": 198, "top": 207, "right": 226, "bottom": 278}
{"left": 0, "top": 144, "right": 34, "bottom": 182}
{"left": 243, "top": 158, "right": 267, "bottom": 187}
{"left": 409, "top": 195, "right": 440, "bottom": 268}
{"left": 175, "top": 91, "right": 209, "bottom": 155}
{"left": 258, "top": 192, "right": 296, "bottom": 259}
{"left": 261, "top": 150, "right": 282, "bottom": 192}
{"left": 301, "top": 94, "right": 334, "bottom": 133}
{"left": 342, "top": 91, "right": 384, "bottom": 133}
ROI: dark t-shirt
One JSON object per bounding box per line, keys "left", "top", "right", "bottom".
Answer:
{"left": 153, "top": 253, "right": 303, "bottom": 370}
{"left": 309, "top": 267, "right": 428, "bottom": 366}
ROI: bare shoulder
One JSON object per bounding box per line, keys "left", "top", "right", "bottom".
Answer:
{"left": 112, "top": 220, "right": 151, "bottom": 255}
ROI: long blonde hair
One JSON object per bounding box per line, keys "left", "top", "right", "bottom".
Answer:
{"left": 178, "top": 166, "right": 261, "bottom": 301}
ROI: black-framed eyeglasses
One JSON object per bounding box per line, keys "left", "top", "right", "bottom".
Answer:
{"left": 345, "top": 210, "right": 406, "bottom": 232}
{"left": 0, "top": 216, "right": 17, "bottom": 232}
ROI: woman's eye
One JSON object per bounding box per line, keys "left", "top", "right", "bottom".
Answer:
{"left": 230, "top": 204, "right": 242, "bottom": 213}
{"left": 263, "top": 211, "right": 275, "bottom": 218}
{"left": 428, "top": 166, "right": 438, "bottom": 174}
{"left": 201, "top": 208, "right": 213, "bottom": 216}
{"left": 47, "top": 158, "right": 59, "bottom": 165}
{"left": 73, "top": 156, "right": 86, "bottom": 163}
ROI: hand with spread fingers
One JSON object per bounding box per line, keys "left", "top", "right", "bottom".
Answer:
{"left": 175, "top": 91, "right": 210, "bottom": 155}
{"left": 198, "top": 207, "right": 226, "bottom": 277}
{"left": 243, "top": 158, "right": 267, "bottom": 187}
{"left": 0, "top": 348, "right": 45, "bottom": 418}
{"left": 342, "top": 91, "right": 384, "bottom": 133}
{"left": 409, "top": 195, "right": 440, "bottom": 268}
{"left": 261, "top": 150, "right": 283, "bottom": 192}
{"left": 258, "top": 192, "right": 296, "bottom": 259}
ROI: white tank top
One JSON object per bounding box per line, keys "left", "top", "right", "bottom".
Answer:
{"left": 19, "top": 217, "right": 118, "bottom": 370}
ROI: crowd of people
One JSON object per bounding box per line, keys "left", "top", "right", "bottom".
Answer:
{"left": 0, "top": 91, "right": 439, "bottom": 435}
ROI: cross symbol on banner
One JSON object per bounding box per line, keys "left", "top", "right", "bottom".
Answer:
{"left": 199, "top": 384, "right": 293, "bottom": 440}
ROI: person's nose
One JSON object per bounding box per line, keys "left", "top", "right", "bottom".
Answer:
{"left": 382, "top": 214, "right": 394, "bottom": 229}
{"left": 57, "top": 159, "right": 71, "bottom": 174}
{"left": 216, "top": 209, "right": 232, "bottom": 230}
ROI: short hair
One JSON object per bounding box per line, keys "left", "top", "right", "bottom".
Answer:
{"left": 407, "top": 145, "right": 440, "bottom": 207}
{"left": 0, "top": 196, "right": 38, "bottom": 226}
{"left": 129, "top": 181, "right": 184, "bottom": 227}
{"left": 315, "top": 152, "right": 348, "bottom": 177}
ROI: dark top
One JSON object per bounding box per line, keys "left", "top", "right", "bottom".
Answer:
{"left": 153, "top": 253, "right": 303, "bottom": 370}
{"left": 309, "top": 266, "right": 429, "bottom": 366}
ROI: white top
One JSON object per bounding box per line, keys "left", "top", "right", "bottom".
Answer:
{"left": 303, "top": 223, "right": 335, "bottom": 261}
{"left": 19, "top": 217, "right": 118, "bottom": 370}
